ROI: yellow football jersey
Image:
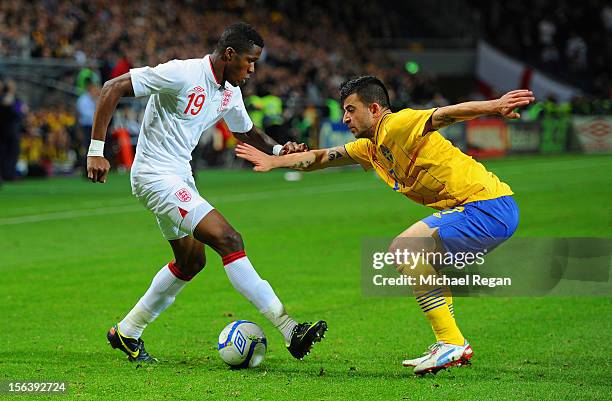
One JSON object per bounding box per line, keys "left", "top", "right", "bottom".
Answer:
{"left": 344, "top": 108, "right": 513, "bottom": 210}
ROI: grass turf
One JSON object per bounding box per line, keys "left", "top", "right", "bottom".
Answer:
{"left": 1, "top": 154, "right": 611, "bottom": 400}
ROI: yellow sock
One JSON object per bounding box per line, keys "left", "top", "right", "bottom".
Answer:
{"left": 445, "top": 293, "right": 455, "bottom": 318}
{"left": 406, "top": 263, "right": 464, "bottom": 345}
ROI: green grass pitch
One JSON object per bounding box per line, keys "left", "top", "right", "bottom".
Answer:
{"left": 1, "top": 154, "right": 611, "bottom": 400}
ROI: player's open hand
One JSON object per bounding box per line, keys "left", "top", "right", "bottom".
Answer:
{"left": 236, "top": 143, "right": 274, "bottom": 172}
{"left": 87, "top": 156, "right": 110, "bottom": 183}
{"left": 280, "top": 141, "right": 308, "bottom": 155}
{"left": 495, "top": 90, "right": 536, "bottom": 119}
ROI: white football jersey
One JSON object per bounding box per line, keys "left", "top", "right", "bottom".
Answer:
{"left": 129, "top": 55, "right": 253, "bottom": 178}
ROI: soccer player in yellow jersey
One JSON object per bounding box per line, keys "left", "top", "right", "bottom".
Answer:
{"left": 236, "top": 76, "right": 535, "bottom": 375}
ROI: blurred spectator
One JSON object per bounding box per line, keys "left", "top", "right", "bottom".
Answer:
{"left": 538, "top": 18, "right": 556, "bottom": 49}
{"left": 112, "top": 105, "right": 142, "bottom": 141}
{"left": 565, "top": 32, "right": 588, "bottom": 72}
{"left": 76, "top": 79, "right": 100, "bottom": 166}
{"left": 0, "top": 80, "right": 26, "bottom": 181}
{"left": 538, "top": 17, "right": 560, "bottom": 66}
{"left": 76, "top": 66, "right": 101, "bottom": 95}
{"left": 602, "top": 4, "right": 612, "bottom": 31}
{"left": 46, "top": 119, "right": 74, "bottom": 174}
{"left": 110, "top": 53, "right": 132, "bottom": 80}
{"left": 17, "top": 114, "right": 45, "bottom": 177}
{"left": 15, "top": 106, "right": 77, "bottom": 176}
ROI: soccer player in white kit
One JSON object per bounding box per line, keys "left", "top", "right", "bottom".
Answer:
{"left": 87, "top": 23, "right": 327, "bottom": 363}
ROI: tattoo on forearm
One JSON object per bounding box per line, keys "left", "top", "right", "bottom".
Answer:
{"left": 291, "top": 160, "right": 313, "bottom": 170}
{"left": 434, "top": 114, "right": 456, "bottom": 125}
{"left": 328, "top": 150, "right": 343, "bottom": 161}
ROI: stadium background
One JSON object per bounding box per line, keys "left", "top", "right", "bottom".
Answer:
{"left": 0, "top": 0, "right": 610, "bottom": 178}
{"left": 1, "top": 1, "right": 610, "bottom": 400}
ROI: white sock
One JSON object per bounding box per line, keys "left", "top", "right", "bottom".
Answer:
{"left": 118, "top": 262, "right": 190, "bottom": 339}
{"left": 223, "top": 251, "right": 297, "bottom": 343}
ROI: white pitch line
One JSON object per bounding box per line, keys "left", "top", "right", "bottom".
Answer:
{"left": 4, "top": 197, "right": 139, "bottom": 216}
{"left": 0, "top": 181, "right": 377, "bottom": 226}
{"left": 0, "top": 204, "right": 144, "bottom": 225}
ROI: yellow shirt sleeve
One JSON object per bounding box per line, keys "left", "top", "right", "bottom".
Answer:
{"left": 344, "top": 139, "right": 373, "bottom": 170}
{"left": 385, "top": 108, "right": 436, "bottom": 150}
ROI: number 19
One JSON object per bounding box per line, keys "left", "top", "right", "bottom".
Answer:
{"left": 184, "top": 93, "right": 205, "bottom": 115}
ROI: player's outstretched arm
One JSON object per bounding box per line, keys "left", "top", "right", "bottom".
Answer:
{"left": 87, "top": 73, "right": 135, "bottom": 183}
{"left": 235, "top": 143, "right": 356, "bottom": 172}
{"left": 428, "top": 90, "right": 535, "bottom": 132}
{"left": 233, "top": 126, "right": 308, "bottom": 155}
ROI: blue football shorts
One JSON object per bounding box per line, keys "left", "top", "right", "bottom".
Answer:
{"left": 422, "top": 196, "right": 519, "bottom": 255}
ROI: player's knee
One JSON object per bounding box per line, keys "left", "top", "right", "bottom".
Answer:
{"left": 219, "top": 229, "right": 244, "bottom": 253}
{"left": 388, "top": 236, "right": 419, "bottom": 256}
{"left": 176, "top": 253, "right": 206, "bottom": 276}
{"left": 190, "top": 253, "right": 207, "bottom": 274}
{"left": 388, "top": 236, "right": 434, "bottom": 273}
{"left": 390, "top": 233, "right": 437, "bottom": 254}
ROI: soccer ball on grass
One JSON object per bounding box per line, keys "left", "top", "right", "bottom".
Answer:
{"left": 218, "top": 320, "right": 267, "bottom": 368}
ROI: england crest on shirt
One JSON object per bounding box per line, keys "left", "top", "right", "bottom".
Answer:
{"left": 218, "top": 89, "right": 233, "bottom": 112}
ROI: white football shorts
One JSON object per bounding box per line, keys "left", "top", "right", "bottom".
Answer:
{"left": 131, "top": 174, "right": 214, "bottom": 240}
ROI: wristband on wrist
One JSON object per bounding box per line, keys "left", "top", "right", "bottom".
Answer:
{"left": 87, "top": 139, "right": 105, "bottom": 157}
{"left": 272, "top": 144, "right": 283, "bottom": 156}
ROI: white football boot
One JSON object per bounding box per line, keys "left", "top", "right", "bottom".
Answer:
{"left": 408, "top": 340, "right": 473, "bottom": 375}
{"left": 402, "top": 342, "right": 442, "bottom": 367}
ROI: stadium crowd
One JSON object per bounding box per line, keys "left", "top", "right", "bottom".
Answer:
{"left": 477, "top": 0, "right": 611, "bottom": 98}
{"left": 0, "top": 1, "right": 609, "bottom": 181}
{"left": 0, "top": 0, "right": 445, "bottom": 107}
{"left": 0, "top": 78, "right": 76, "bottom": 182}
{"left": 0, "top": 0, "right": 451, "bottom": 179}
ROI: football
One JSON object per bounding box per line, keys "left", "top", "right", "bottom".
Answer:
{"left": 218, "top": 320, "right": 267, "bottom": 368}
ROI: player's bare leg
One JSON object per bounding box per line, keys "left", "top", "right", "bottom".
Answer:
{"left": 169, "top": 236, "right": 207, "bottom": 278}
{"left": 193, "top": 209, "right": 327, "bottom": 359}
{"left": 391, "top": 221, "right": 472, "bottom": 374}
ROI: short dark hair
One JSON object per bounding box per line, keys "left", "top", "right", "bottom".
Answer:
{"left": 339, "top": 76, "right": 390, "bottom": 109}
{"left": 216, "top": 22, "right": 264, "bottom": 54}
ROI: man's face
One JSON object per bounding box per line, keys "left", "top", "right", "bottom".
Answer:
{"left": 224, "top": 45, "right": 262, "bottom": 86}
{"left": 342, "top": 93, "right": 376, "bottom": 139}
{"left": 88, "top": 84, "right": 100, "bottom": 97}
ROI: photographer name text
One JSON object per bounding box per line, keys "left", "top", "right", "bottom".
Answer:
{"left": 372, "top": 274, "right": 511, "bottom": 288}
